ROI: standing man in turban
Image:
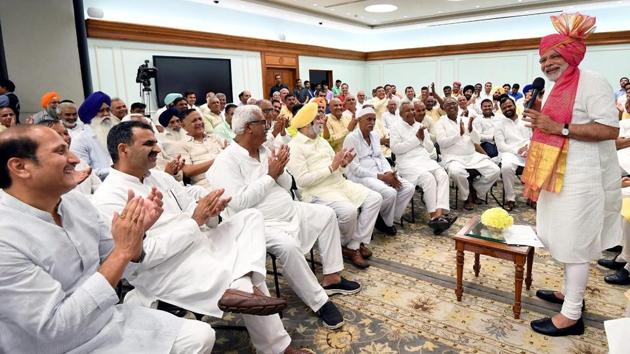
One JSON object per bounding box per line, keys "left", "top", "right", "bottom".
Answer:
{"left": 523, "top": 13, "right": 622, "bottom": 336}
{"left": 71, "top": 91, "right": 116, "bottom": 179}
{"left": 32, "top": 91, "right": 61, "bottom": 123}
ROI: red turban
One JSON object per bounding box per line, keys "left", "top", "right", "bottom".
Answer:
{"left": 538, "top": 13, "right": 596, "bottom": 67}
{"left": 41, "top": 91, "right": 60, "bottom": 108}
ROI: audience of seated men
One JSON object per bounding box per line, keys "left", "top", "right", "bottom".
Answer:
{"left": 0, "top": 125, "right": 215, "bottom": 353}
{"left": 287, "top": 103, "right": 383, "bottom": 269}
{"left": 209, "top": 105, "right": 362, "bottom": 329}
{"left": 390, "top": 101, "right": 456, "bottom": 234}
{"left": 494, "top": 97, "right": 532, "bottom": 211}
{"left": 343, "top": 107, "right": 415, "bottom": 236}
{"left": 92, "top": 121, "right": 308, "bottom": 354}
{"left": 434, "top": 97, "right": 500, "bottom": 210}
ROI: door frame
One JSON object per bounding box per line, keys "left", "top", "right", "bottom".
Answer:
{"left": 261, "top": 51, "right": 299, "bottom": 99}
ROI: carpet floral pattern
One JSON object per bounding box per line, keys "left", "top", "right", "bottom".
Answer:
{"left": 209, "top": 183, "right": 627, "bottom": 353}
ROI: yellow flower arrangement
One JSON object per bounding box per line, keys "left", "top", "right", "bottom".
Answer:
{"left": 480, "top": 207, "right": 514, "bottom": 230}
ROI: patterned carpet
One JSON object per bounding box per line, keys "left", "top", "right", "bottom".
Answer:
{"left": 208, "top": 183, "right": 628, "bottom": 353}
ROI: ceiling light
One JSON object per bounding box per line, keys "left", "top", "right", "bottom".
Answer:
{"left": 312, "top": 3, "right": 318, "bottom": 6}
{"left": 475, "top": 5, "right": 480, "bottom": 8}
{"left": 364, "top": 4, "right": 398, "bottom": 13}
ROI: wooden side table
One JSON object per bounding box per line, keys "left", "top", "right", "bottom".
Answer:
{"left": 454, "top": 217, "right": 535, "bottom": 319}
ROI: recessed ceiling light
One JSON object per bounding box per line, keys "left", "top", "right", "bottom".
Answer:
{"left": 312, "top": 3, "right": 318, "bottom": 6}
{"left": 475, "top": 5, "right": 480, "bottom": 8}
{"left": 364, "top": 4, "right": 398, "bottom": 13}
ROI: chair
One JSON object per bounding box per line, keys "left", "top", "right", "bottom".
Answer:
{"left": 451, "top": 169, "right": 489, "bottom": 210}
{"left": 489, "top": 165, "right": 524, "bottom": 208}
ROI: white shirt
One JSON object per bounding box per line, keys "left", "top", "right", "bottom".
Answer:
{"left": 0, "top": 190, "right": 182, "bottom": 353}
{"left": 342, "top": 129, "right": 391, "bottom": 180}
{"left": 493, "top": 116, "right": 531, "bottom": 155}
{"left": 93, "top": 168, "right": 260, "bottom": 317}
{"left": 381, "top": 111, "right": 400, "bottom": 132}
{"left": 389, "top": 119, "right": 441, "bottom": 178}
{"left": 473, "top": 115, "right": 500, "bottom": 143}
{"left": 70, "top": 124, "right": 112, "bottom": 179}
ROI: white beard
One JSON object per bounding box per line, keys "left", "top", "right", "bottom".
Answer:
{"left": 91, "top": 116, "right": 118, "bottom": 150}
{"left": 166, "top": 127, "right": 183, "bottom": 141}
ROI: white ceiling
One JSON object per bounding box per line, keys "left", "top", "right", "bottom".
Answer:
{"left": 242, "top": 0, "right": 613, "bottom": 28}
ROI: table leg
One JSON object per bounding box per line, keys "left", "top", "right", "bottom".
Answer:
{"left": 525, "top": 247, "right": 534, "bottom": 290}
{"left": 456, "top": 244, "right": 464, "bottom": 302}
{"left": 513, "top": 257, "right": 525, "bottom": 319}
{"left": 473, "top": 253, "right": 481, "bottom": 277}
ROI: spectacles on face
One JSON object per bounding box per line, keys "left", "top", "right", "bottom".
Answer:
{"left": 249, "top": 119, "right": 271, "bottom": 129}
{"left": 261, "top": 108, "right": 274, "bottom": 113}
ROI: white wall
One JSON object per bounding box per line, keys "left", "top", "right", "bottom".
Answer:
{"left": 366, "top": 43, "right": 630, "bottom": 92}
{"left": 1, "top": 0, "right": 84, "bottom": 117}
{"left": 299, "top": 56, "right": 367, "bottom": 92}
{"left": 87, "top": 39, "right": 262, "bottom": 114}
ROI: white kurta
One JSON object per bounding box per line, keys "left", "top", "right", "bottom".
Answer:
{"left": 537, "top": 69, "right": 623, "bottom": 263}
{"left": 92, "top": 169, "right": 267, "bottom": 317}
{"left": 434, "top": 115, "right": 487, "bottom": 168}
{"left": 0, "top": 190, "right": 183, "bottom": 354}
{"left": 472, "top": 115, "right": 499, "bottom": 143}
{"left": 70, "top": 125, "right": 112, "bottom": 180}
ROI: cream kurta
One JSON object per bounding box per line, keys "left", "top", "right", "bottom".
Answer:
{"left": 434, "top": 115, "right": 488, "bottom": 168}
{"left": 288, "top": 132, "right": 369, "bottom": 208}
{"left": 202, "top": 111, "right": 222, "bottom": 134}
{"left": 389, "top": 119, "right": 441, "bottom": 180}
{"left": 326, "top": 113, "right": 352, "bottom": 152}
{"left": 93, "top": 169, "right": 267, "bottom": 317}
{"left": 537, "top": 69, "right": 622, "bottom": 263}
{"left": 170, "top": 133, "right": 226, "bottom": 189}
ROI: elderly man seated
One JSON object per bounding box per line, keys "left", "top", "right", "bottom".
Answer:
{"left": 92, "top": 121, "right": 308, "bottom": 354}
{"left": 201, "top": 95, "right": 223, "bottom": 135}
{"left": 158, "top": 108, "right": 185, "bottom": 148}
{"left": 390, "top": 102, "right": 456, "bottom": 234}
{"left": 209, "top": 105, "right": 361, "bottom": 329}
{"left": 324, "top": 97, "right": 356, "bottom": 152}
{"left": 287, "top": 103, "right": 383, "bottom": 269}
{"left": 342, "top": 107, "right": 415, "bottom": 236}
{"left": 0, "top": 125, "right": 215, "bottom": 354}
{"left": 168, "top": 108, "right": 227, "bottom": 190}
{"left": 71, "top": 91, "right": 118, "bottom": 180}
{"left": 257, "top": 99, "right": 290, "bottom": 150}
{"left": 494, "top": 97, "right": 532, "bottom": 211}
{"left": 434, "top": 97, "right": 500, "bottom": 210}
{"left": 58, "top": 101, "right": 84, "bottom": 138}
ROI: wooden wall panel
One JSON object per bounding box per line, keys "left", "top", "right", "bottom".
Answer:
{"left": 86, "top": 20, "right": 630, "bottom": 62}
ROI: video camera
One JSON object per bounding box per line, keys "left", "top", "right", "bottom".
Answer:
{"left": 135, "top": 60, "right": 158, "bottom": 88}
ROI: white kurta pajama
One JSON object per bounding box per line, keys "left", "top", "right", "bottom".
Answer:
{"left": 536, "top": 70, "right": 623, "bottom": 320}
{"left": 92, "top": 169, "right": 291, "bottom": 354}
{"left": 494, "top": 116, "right": 532, "bottom": 202}
{"left": 0, "top": 190, "right": 215, "bottom": 354}
{"left": 343, "top": 129, "right": 415, "bottom": 227}
{"left": 288, "top": 132, "right": 383, "bottom": 251}
{"left": 434, "top": 115, "right": 500, "bottom": 201}
{"left": 70, "top": 124, "right": 113, "bottom": 180}
{"left": 208, "top": 143, "right": 344, "bottom": 312}
{"left": 389, "top": 119, "right": 450, "bottom": 213}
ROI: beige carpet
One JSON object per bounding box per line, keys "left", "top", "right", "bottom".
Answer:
{"left": 209, "top": 184, "right": 628, "bottom": 353}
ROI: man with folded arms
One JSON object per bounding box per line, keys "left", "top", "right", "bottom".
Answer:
{"left": 0, "top": 125, "right": 215, "bottom": 353}
{"left": 209, "top": 105, "right": 361, "bottom": 329}
{"left": 93, "top": 121, "right": 306, "bottom": 354}
{"left": 390, "top": 101, "right": 455, "bottom": 234}
{"left": 287, "top": 103, "right": 383, "bottom": 269}
{"left": 343, "top": 107, "right": 414, "bottom": 236}
{"left": 494, "top": 97, "right": 532, "bottom": 211}
{"left": 434, "top": 97, "right": 500, "bottom": 210}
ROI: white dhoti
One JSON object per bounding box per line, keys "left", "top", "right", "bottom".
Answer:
{"left": 400, "top": 162, "right": 450, "bottom": 213}
{"left": 313, "top": 190, "right": 382, "bottom": 250}
{"left": 356, "top": 177, "right": 415, "bottom": 226}
{"left": 445, "top": 155, "right": 500, "bottom": 201}
{"left": 500, "top": 152, "right": 526, "bottom": 202}
{"left": 265, "top": 202, "right": 344, "bottom": 312}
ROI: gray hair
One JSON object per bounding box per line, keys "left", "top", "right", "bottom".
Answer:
{"left": 232, "top": 105, "right": 262, "bottom": 135}
{"left": 215, "top": 93, "right": 226, "bottom": 99}
{"left": 58, "top": 101, "right": 77, "bottom": 112}
{"left": 399, "top": 101, "right": 412, "bottom": 115}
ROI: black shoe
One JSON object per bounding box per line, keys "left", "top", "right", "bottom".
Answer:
{"left": 323, "top": 277, "right": 362, "bottom": 296}
{"left": 597, "top": 257, "right": 627, "bottom": 270}
{"left": 535, "top": 290, "right": 586, "bottom": 311}
{"left": 316, "top": 301, "right": 344, "bottom": 329}
{"left": 606, "top": 245, "right": 623, "bottom": 253}
{"left": 604, "top": 268, "right": 630, "bottom": 285}
{"left": 428, "top": 217, "right": 447, "bottom": 235}
{"left": 530, "top": 317, "right": 584, "bottom": 337}
{"left": 375, "top": 215, "right": 397, "bottom": 235}
{"left": 535, "top": 289, "right": 564, "bottom": 304}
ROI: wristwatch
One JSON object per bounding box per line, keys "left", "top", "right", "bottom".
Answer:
{"left": 561, "top": 123, "right": 570, "bottom": 136}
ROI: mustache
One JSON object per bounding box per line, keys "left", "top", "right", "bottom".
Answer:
{"left": 148, "top": 152, "right": 158, "bottom": 158}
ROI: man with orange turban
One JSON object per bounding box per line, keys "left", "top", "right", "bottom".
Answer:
{"left": 522, "top": 13, "right": 622, "bottom": 336}
{"left": 32, "top": 91, "right": 60, "bottom": 123}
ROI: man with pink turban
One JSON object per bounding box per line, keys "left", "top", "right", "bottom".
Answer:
{"left": 32, "top": 91, "right": 60, "bottom": 123}
{"left": 522, "top": 13, "right": 622, "bottom": 336}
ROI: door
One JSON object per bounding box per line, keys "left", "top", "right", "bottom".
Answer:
{"left": 309, "top": 70, "right": 333, "bottom": 90}
{"left": 265, "top": 68, "right": 296, "bottom": 99}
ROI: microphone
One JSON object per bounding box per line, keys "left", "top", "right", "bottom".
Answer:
{"left": 525, "top": 77, "right": 545, "bottom": 109}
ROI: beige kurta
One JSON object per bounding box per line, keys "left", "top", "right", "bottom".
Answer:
{"left": 169, "top": 133, "right": 226, "bottom": 189}
{"left": 287, "top": 132, "right": 369, "bottom": 208}
{"left": 325, "top": 113, "right": 352, "bottom": 152}
{"left": 537, "top": 69, "right": 622, "bottom": 263}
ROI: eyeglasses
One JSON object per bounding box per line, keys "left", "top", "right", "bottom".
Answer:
{"left": 261, "top": 108, "right": 274, "bottom": 113}
{"left": 249, "top": 119, "right": 271, "bottom": 128}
